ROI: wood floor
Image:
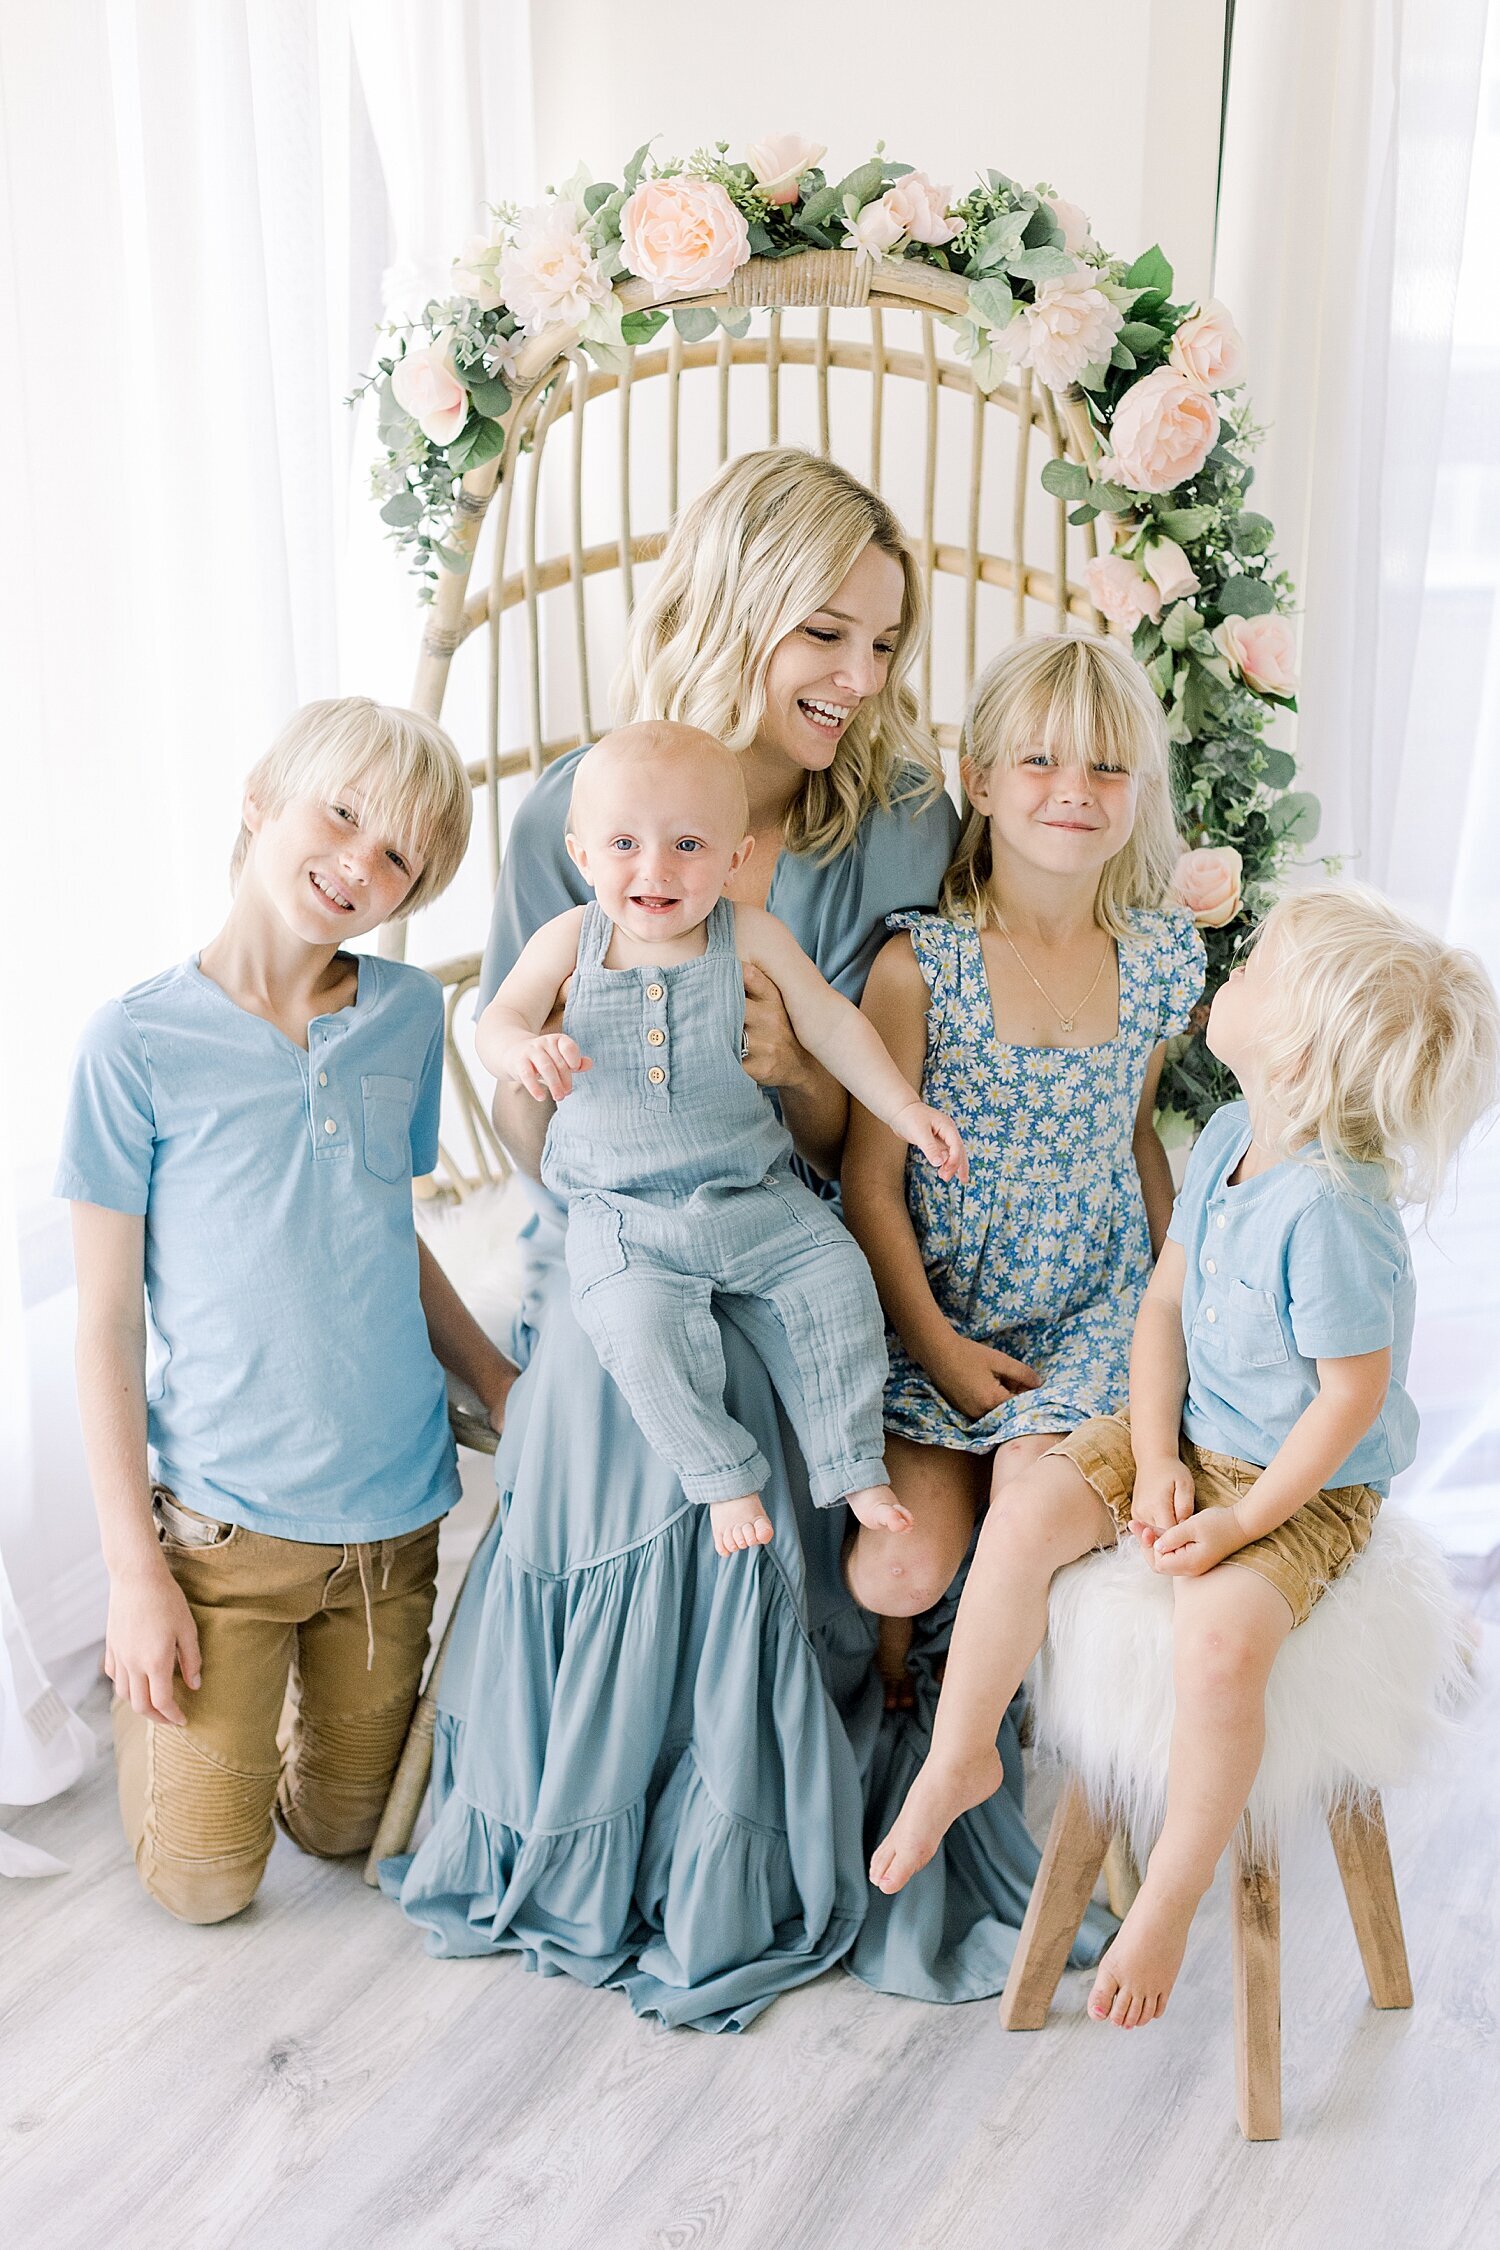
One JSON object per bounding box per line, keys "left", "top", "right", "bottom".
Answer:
{"left": 3, "top": 1543, "right": 1498, "bottom": 2250}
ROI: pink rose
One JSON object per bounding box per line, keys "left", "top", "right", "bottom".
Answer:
{"left": 621, "top": 175, "right": 751, "bottom": 296}
{"left": 880, "top": 171, "right": 958, "bottom": 247}
{"left": 1104, "top": 366, "right": 1219, "bottom": 493}
{"left": 849, "top": 198, "right": 905, "bottom": 263}
{"left": 1084, "top": 553, "right": 1162, "bottom": 630}
{"left": 1175, "top": 845, "right": 1243, "bottom": 928}
{"left": 1008, "top": 271, "right": 1123, "bottom": 391}
{"left": 746, "top": 135, "right": 825, "bottom": 205}
{"left": 1142, "top": 536, "right": 1200, "bottom": 606}
{"left": 498, "top": 202, "right": 611, "bottom": 333}
{"left": 391, "top": 334, "right": 469, "bottom": 446}
{"left": 1169, "top": 299, "right": 1247, "bottom": 394}
{"left": 1213, "top": 612, "right": 1298, "bottom": 698}
{"left": 1047, "top": 196, "right": 1095, "bottom": 256}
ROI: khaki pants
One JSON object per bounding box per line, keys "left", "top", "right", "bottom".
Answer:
{"left": 114, "top": 1492, "right": 440, "bottom": 1924}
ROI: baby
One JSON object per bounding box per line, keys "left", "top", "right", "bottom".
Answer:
{"left": 477, "top": 721, "right": 967, "bottom": 1559}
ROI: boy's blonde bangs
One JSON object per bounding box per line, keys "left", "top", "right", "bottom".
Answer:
{"left": 616, "top": 447, "right": 941, "bottom": 860}
{"left": 943, "top": 633, "right": 1180, "bottom": 939}
{"left": 1257, "top": 883, "right": 1500, "bottom": 1205}
{"left": 235, "top": 698, "right": 472, "bottom": 917}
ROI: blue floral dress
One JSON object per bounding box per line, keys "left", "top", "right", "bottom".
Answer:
{"left": 884, "top": 907, "right": 1206, "bottom": 1451}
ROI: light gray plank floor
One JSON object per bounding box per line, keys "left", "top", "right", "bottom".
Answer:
{"left": 3, "top": 1542, "right": 1497, "bottom": 2250}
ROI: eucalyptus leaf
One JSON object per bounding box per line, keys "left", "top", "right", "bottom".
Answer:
{"left": 1078, "top": 360, "right": 1110, "bottom": 393}
{"left": 1040, "top": 457, "right": 1090, "bottom": 502}
{"left": 747, "top": 221, "right": 774, "bottom": 256}
{"left": 717, "top": 308, "right": 752, "bottom": 339}
{"left": 1117, "top": 321, "right": 1164, "bottom": 354}
{"left": 1161, "top": 601, "right": 1202, "bottom": 651}
{"left": 672, "top": 307, "right": 719, "bottom": 343}
{"left": 1147, "top": 649, "right": 1175, "bottom": 698}
{"left": 444, "top": 415, "right": 507, "bottom": 472}
{"left": 619, "top": 309, "right": 667, "bottom": 345}
{"left": 583, "top": 181, "right": 617, "bottom": 214}
{"left": 1110, "top": 342, "right": 1136, "bottom": 370}
{"left": 432, "top": 541, "right": 469, "bottom": 573}
{"left": 968, "top": 210, "right": 1028, "bottom": 273}
{"left": 1021, "top": 204, "right": 1063, "bottom": 250}
{"left": 1156, "top": 504, "right": 1215, "bottom": 542}
{"left": 379, "top": 492, "right": 423, "bottom": 528}
{"left": 1068, "top": 502, "right": 1100, "bottom": 524}
{"left": 622, "top": 140, "right": 654, "bottom": 193}
{"left": 1007, "top": 244, "right": 1073, "bottom": 285}
{"left": 1215, "top": 575, "right": 1277, "bottom": 619}
{"left": 1227, "top": 511, "right": 1274, "bottom": 556}
{"left": 796, "top": 181, "right": 841, "bottom": 230}
{"left": 466, "top": 375, "right": 512, "bottom": 417}
{"left": 832, "top": 157, "right": 887, "bottom": 212}
{"left": 1133, "top": 620, "right": 1164, "bottom": 661}
{"left": 376, "top": 377, "right": 409, "bottom": 445}
{"left": 1265, "top": 789, "right": 1320, "bottom": 845}
{"left": 1091, "top": 481, "right": 1133, "bottom": 514}
{"left": 968, "top": 276, "right": 1016, "bottom": 327}
{"left": 1257, "top": 746, "right": 1297, "bottom": 789}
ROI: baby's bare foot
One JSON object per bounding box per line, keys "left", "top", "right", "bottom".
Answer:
{"left": 868, "top": 1744, "right": 1004, "bottom": 1894}
{"left": 847, "top": 1484, "right": 914, "bottom": 1535}
{"left": 1087, "top": 1877, "right": 1200, "bottom": 2028}
{"left": 710, "top": 1494, "right": 775, "bottom": 1559}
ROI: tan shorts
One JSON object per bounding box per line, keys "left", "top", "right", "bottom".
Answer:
{"left": 1045, "top": 1412, "right": 1381, "bottom": 1629}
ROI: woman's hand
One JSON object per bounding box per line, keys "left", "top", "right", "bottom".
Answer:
{"left": 740, "top": 963, "right": 817, "bottom": 1092}
{"left": 930, "top": 1335, "right": 1041, "bottom": 1421}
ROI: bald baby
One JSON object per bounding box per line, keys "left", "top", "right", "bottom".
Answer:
{"left": 567, "top": 722, "right": 750, "bottom": 847}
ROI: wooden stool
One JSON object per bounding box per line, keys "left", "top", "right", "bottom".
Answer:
{"left": 1003, "top": 1511, "right": 1465, "bottom": 2139}
{"left": 999, "top": 1780, "right": 1412, "bottom": 2139}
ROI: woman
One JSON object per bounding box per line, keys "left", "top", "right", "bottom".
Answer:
{"left": 388, "top": 448, "right": 1118, "bottom": 2024}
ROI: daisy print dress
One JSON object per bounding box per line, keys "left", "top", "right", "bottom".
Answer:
{"left": 883, "top": 907, "right": 1205, "bottom": 1452}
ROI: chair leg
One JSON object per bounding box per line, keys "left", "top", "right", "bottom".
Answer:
{"left": 1327, "top": 1793, "right": 1413, "bottom": 2010}
{"left": 999, "top": 1776, "right": 1114, "bottom": 2030}
{"left": 1102, "top": 1831, "right": 1141, "bottom": 1918}
{"left": 1230, "top": 1819, "right": 1281, "bottom": 2141}
{"left": 362, "top": 1500, "right": 498, "bottom": 1886}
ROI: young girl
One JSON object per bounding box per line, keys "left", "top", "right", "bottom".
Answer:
{"left": 477, "top": 719, "right": 966, "bottom": 1560}
{"left": 870, "top": 882, "right": 1499, "bottom": 2030}
{"left": 842, "top": 634, "right": 1205, "bottom": 1668}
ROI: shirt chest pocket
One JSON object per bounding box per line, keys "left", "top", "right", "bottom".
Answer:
{"left": 361, "top": 1074, "right": 414, "bottom": 1184}
{"left": 1204, "top": 1278, "right": 1288, "bottom": 1369}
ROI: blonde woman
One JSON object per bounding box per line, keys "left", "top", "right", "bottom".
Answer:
{"left": 843, "top": 637, "right": 1204, "bottom": 1656}
{"left": 391, "top": 456, "right": 1202, "bottom": 2018}
{"left": 872, "top": 886, "right": 1498, "bottom": 2040}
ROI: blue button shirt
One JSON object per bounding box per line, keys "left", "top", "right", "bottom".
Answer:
{"left": 55, "top": 954, "right": 460, "bottom": 1542}
{"left": 1167, "top": 1100, "right": 1418, "bottom": 1491}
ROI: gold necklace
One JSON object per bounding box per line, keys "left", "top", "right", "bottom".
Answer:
{"left": 995, "top": 922, "right": 1113, "bottom": 1037}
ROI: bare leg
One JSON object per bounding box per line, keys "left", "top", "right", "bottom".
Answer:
{"left": 844, "top": 1436, "right": 984, "bottom": 1621}
{"left": 1088, "top": 1564, "right": 1294, "bottom": 2029}
{"left": 709, "top": 1494, "right": 775, "bottom": 1558}
{"left": 869, "top": 1454, "right": 1113, "bottom": 1893}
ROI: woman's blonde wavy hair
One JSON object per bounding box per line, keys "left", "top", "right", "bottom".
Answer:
{"left": 615, "top": 447, "right": 941, "bottom": 860}
{"left": 941, "top": 633, "right": 1180, "bottom": 941}
{"left": 1250, "top": 882, "right": 1500, "bottom": 1205}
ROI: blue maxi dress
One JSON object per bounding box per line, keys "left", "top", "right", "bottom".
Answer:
{"left": 386, "top": 749, "right": 1115, "bottom": 2027}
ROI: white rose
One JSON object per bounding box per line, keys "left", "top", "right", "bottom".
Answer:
{"left": 1047, "top": 197, "right": 1095, "bottom": 256}
{"left": 880, "top": 171, "right": 958, "bottom": 247}
{"left": 1168, "top": 299, "right": 1248, "bottom": 393}
{"left": 849, "top": 198, "right": 905, "bottom": 263}
{"left": 390, "top": 333, "right": 469, "bottom": 447}
{"left": 498, "top": 201, "right": 611, "bottom": 334}
{"left": 745, "top": 135, "right": 826, "bottom": 206}
{"left": 1008, "top": 271, "right": 1124, "bottom": 391}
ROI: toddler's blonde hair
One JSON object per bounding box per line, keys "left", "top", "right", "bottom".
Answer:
{"left": 232, "top": 697, "right": 472, "bottom": 918}
{"left": 942, "top": 633, "right": 1180, "bottom": 940}
{"left": 616, "top": 447, "right": 940, "bottom": 860}
{"left": 1254, "top": 882, "right": 1500, "bottom": 1203}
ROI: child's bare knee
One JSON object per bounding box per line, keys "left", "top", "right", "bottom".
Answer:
{"left": 850, "top": 1536, "right": 962, "bottom": 1619}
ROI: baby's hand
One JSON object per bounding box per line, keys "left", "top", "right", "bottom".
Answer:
{"left": 1149, "top": 1502, "right": 1245, "bottom": 1576}
{"left": 511, "top": 1033, "right": 592, "bottom": 1103}
{"left": 890, "top": 1100, "right": 968, "bottom": 1184}
{"left": 1130, "top": 1454, "right": 1196, "bottom": 1545}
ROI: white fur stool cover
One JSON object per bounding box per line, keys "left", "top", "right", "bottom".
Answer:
{"left": 1033, "top": 1508, "right": 1468, "bottom": 1852}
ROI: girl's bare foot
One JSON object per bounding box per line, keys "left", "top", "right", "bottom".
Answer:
{"left": 868, "top": 1743, "right": 1004, "bottom": 1893}
{"left": 1086, "top": 1877, "right": 1201, "bottom": 2028}
{"left": 710, "top": 1494, "right": 775, "bottom": 1558}
{"left": 848, "top": 1483, "right": 914, "bottom": 1535}
{"left": 877, "top": 1615, "right": 915, "bottom": 1712}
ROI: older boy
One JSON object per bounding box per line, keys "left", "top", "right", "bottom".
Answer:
{"left": 57, "top": 697, "right": 515, "bottom": 1922}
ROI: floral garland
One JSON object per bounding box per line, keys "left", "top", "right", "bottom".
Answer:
{"left": 353, "top": 137, "right": 1319, "bottom": 1128}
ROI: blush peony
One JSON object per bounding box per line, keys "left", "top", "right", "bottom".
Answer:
{"left": 498, "top": 203, "right": 611, "bottom": 333}
{"left": 620, "top": 175, "right": 751, "bottom": 295}
{"left": 1103, "top": 366, "right": 1220, "bottom": 493}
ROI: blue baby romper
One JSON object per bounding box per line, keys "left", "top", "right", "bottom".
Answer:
{"left": 542, "top": 898, "right": 889, "bottom": 1509}
{"left": 883, "top": 906, "right": 1205, "bottom": 1448}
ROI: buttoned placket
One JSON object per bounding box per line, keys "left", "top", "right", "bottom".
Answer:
{"left": 642, "top": 976, "right": 670, "bottom": 1101}
{"left": 306, "top": 1016, "right": 352, "bottom": 1157}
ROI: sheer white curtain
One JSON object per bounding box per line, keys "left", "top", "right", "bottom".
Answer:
{"left": 1217, "top": 0, "right": 1499, "bottom": 1549}
{"left": 0, "top": 1, "right": 532, "bottom": 1759}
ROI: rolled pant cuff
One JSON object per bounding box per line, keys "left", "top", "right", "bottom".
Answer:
{"left": 682, "top": 1451, "right": 772, "bottom": 1507}
{"left": 811, "top": 1455, "right": 890, "bottom": 1510}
